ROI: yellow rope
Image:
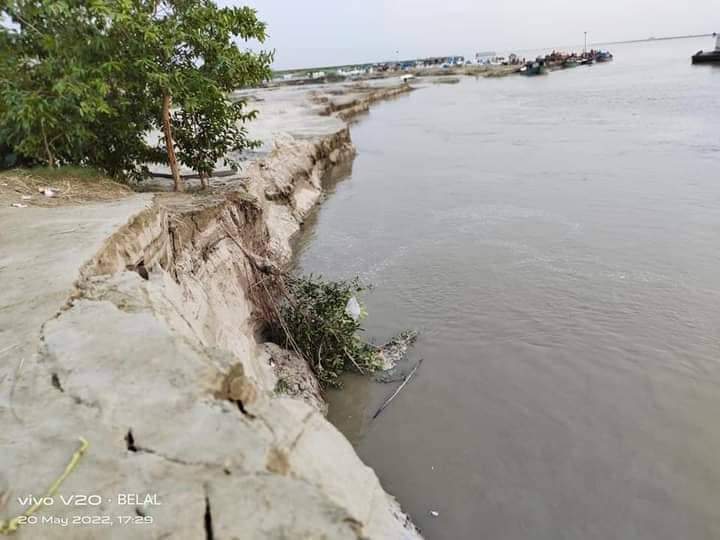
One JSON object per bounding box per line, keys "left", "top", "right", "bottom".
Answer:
{"left": 0, "top": 437, "right": 89, "bottom": 535}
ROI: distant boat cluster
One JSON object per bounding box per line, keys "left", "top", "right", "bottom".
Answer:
{"left": 520, "top": 49, "right": 613, "bottom": 76}
{"left": 272, "top": 48, "right": 615, "bottom": 85}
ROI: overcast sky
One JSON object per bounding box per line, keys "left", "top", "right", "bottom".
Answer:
{"left": 225, "top": 1, "right": 716, "bottom": 69}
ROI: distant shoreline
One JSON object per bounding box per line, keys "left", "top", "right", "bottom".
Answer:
{"left": 593, "top": 33, "right": 713, "bottom": 46}
{"left": 276, "top": 33, "right": 714, "bottom": 74}
{"left": 509, "top": 33, "right": 713, "bottom": 54}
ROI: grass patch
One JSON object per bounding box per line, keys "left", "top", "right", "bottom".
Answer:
{"left": 0, "top": 166, "right": 132, "bottom": 207}
{"left": 275, "top": 378, "right": 290, "bottom": 394}
{"left": 432, "top": 77, "right": 461, "bottom": 84}
{"left": 11, "top": 166, "right": 107, "bottom": 182}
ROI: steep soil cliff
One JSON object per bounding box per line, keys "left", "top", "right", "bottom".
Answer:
{"left": 0, "top": 82, "right": 419, "bottom": 539}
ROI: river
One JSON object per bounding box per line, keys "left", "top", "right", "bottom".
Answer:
{"left": 294, "top": 37, "right": 720, "bottom": 540}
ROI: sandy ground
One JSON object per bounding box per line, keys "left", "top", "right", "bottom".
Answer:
{"left": 0, "top": 196, "right": 152, "bottom": 370}
{"left": 0, "top": 170, "right": 146, "bottom": 374}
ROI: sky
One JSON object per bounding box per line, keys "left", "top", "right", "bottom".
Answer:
{"left": 222, "top": 0, "right": 717, "bottom": 70}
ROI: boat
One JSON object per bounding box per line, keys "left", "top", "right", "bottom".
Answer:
{"left": 596, "top": 50, "right": 613, "bottom": 62}
{"left": 520, "top": 59, "right": 547, "bottom": 76}
{"left": 692, "top": 33, "right": 720, "bottom": 64}
{"left": 562, "top": 57, "right": 581, "bottom": 68}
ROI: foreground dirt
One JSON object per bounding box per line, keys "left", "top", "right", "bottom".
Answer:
{"left": 0, "top": 170, "right": 132, "bottom": 208}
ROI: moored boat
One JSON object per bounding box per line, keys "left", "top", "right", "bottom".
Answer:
{"left": 596, "top": 50, "right": 613, "bottom": 62}
{"left": 520, "top": 59, "right": 547, "bottom": 76}
{"left": 692, "top": 33, "right": 720, "bottom": 64}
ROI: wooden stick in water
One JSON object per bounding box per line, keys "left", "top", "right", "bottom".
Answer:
{"left": 372, "top": 358, "right": 423, "bottom": 420}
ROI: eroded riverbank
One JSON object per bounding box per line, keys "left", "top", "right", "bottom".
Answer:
{"left": 0, "top": 80, "right": 421, "bottom": 539}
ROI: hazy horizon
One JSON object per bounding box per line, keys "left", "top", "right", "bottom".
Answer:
{"left": 224, "top": 1, "right": 717, "bottom": 70}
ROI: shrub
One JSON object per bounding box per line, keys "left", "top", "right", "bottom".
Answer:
{"left": 275, "top": 275, "right": 382, "bottom": 388}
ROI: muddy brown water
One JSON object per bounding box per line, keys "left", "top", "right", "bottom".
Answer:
{"left": 294, "top": 37, "right": 720, "bottom": 540}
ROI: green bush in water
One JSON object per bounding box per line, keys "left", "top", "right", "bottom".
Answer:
{"left": 278, "top": 275, "right": 382, "bottom": 388}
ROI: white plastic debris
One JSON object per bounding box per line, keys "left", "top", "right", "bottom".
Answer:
{"left": 345, "top": 296, "right": 362, "bottom": 321}
{"left": 42, "top": 188, "right": 58, "bottom": 197}
{"left": 11, "top": 203, "right": 27, "bottom": 208}
{"left": 430, "top": 511, "right": 440, "bottom": 517}
{"left": 21, "top": 195, "right": 32, "bottom": 200}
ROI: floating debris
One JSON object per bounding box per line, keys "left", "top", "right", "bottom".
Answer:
{"left": 375, "top": 329, "right": 418, "bottom": 373}
{"left": 10, "top": 203, "right": 27, "bottom": 208}
{"left": 345, "top": 296, "right": 362, "bottom": 321}
{"left": 430, "top": 511, "right": 440, "bottom": 518}
{"left": 372, "top": 358, "right": 423, "bottom": 420}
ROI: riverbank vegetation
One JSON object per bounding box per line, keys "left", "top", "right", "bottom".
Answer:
{"left": 0, "top": 1, "right": 272, "bottom": 191}
{"left": 265, "top": 275, "right": 383, "bottom": 388}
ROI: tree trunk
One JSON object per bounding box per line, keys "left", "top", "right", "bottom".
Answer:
{"left": 162, "top": 93, "right": 183, "bottom": 192}
{"left": 40, "top": 120, "right": 55, "bottom": 168}
{"left": 200, "top": 172, "right": 209, "bottom": 190}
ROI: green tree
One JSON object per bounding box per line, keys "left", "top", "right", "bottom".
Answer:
{"left": 0, "top": 1, "right": 272, "bottom": 188}
{"left": 108, "top": 0, "right": 273, "bottom": 190}
{"left": 0, "top": 1, "right": 120, "bottom": 167}
{"left": 173, "top": 98, "right": 260, "bottom": 189}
